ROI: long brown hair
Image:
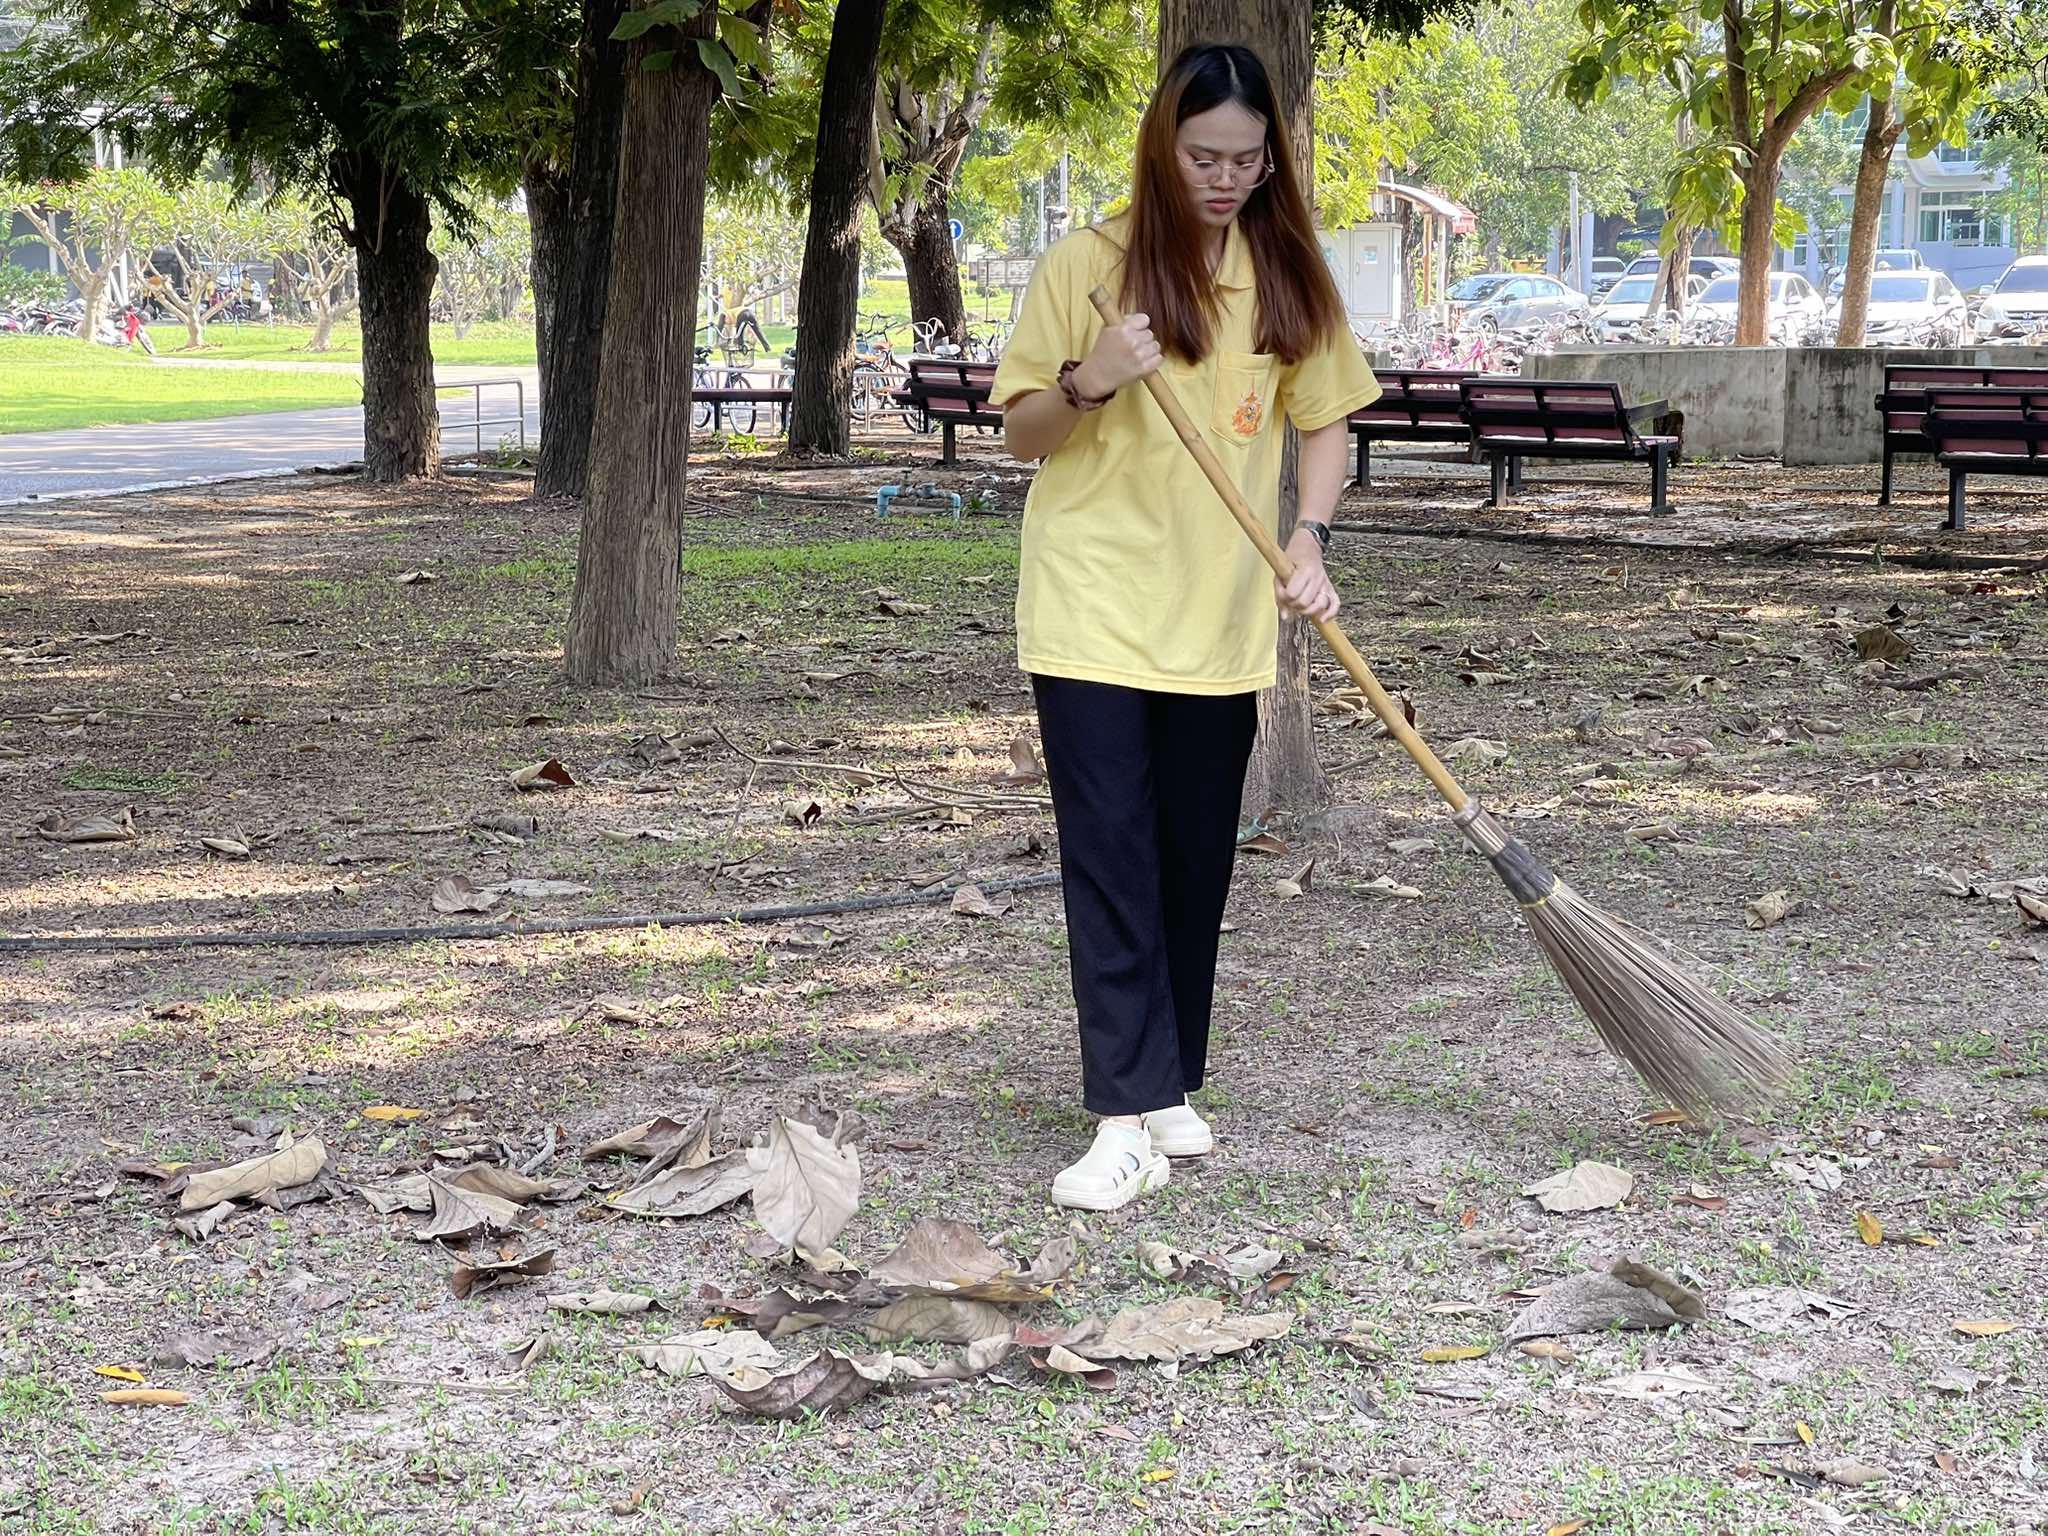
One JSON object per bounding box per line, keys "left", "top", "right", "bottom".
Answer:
{"left": 1117, "top": 43, "right": 1344, "bottom": 366}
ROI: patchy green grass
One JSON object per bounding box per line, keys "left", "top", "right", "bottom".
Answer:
{"left": 0, "top": 336, "right": 363, "bottom": 434}
{"left": 139, "top": 318, "right": 539, "bottom": 369}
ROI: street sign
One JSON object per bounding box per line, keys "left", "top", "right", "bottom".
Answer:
{"left": 948, "top": 218, "right": 964, "bottom": 241}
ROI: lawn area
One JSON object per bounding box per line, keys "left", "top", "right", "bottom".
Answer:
{"left": 0, "top": 336, "right": 363, "bottom": 434}
{"left": 0, "top": 449, "right": 2042, "bottom": 1532}
{"left": 140, "top": 318, "right": 540, "bottom": 368}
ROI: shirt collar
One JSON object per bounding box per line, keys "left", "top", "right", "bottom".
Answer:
{"left": 1215, "top": 220, "right": 1254, "bottom": 291}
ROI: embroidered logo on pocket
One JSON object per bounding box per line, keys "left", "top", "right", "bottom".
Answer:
{"left": 1230, "top": 389, "right": 1265, "bottom": 437}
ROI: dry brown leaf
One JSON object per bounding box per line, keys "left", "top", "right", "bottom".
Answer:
{"left": 782, "top": 797, "right": 823, "bottom": 828}
{"left": 1506, "top": 1259, "right": 1700, "bottom": 1342}
{"left": 1080, "top": 1296, "right": 1292, "bottom": 1365}
{"left": 748, "top": 1114, "right": 861, "bottom": 1258}
{"left": 199, "top": 835, "right": 251, "bottom": 859}
{"left": 510, "top": 758, "right": 577, "bottom": 793}
{"left": 580, "top": 1109, "right": 716, "bottom": 1163}
{"left": 156, "top": 1328, "right": 277, "bottom": 1369}
{"left": 449, "top": 1246, "right": 556, "bottom": 1301}
{"left": 2018, "top": 891, "right": 2048, "bottom": 928}
{"left": 1853, "top": 625, "right": 1912, "bottom": 663}
{"left": 1274, "top": 859, "right": 1316, "bottom": 899}
{"left": 1628, "top": 821, "right": 1680, "bottom": 843}
{"left": 865, "top": 1295, "right": 1013, "bottom": 1345}
{"left": 392, "top": 569, "right": 437, "bottom": 585}
{"left": 628, "top": 1329, "right": 783, "bottom": 1379}
{"left": 1516, "top": 1339, "right": 1576, "bottom": 1363}
{"left": 36, "top": 807, "right": 137, "bottom": 844}
{"left": 999, "top": 734, "right": 1044, "bottom": 787}
{"left": 1819, "top": 1459, "right": 1887, "bottom": 1488}
{"left": 1545, "top": 1522, "right": 1590, "bottom": 1536}
{"left": 362, "top": 1105, "right": 425, "bottom": 1122}
{"left": 1745, "top": 889, "right": 1796, "bottom": 929}
{"left": 605, "top": 1150, "right": 753, "bottom": 1219}
{"left": 415, "top": 1177, "right": 526, "bottom": 1243}
{"left": 1951, "top": 1318, "right": 2016, "bottom": 1337}
{"left": 1520, "top": 1161, "right": 1632, "bottom": 1214}
{"left": 178, "top": 1135, "right": 327, "bottom": 1212}
{"left": 172, "top": 1199, "right": 238, "bottom": 1242}
{"left": 1236, "top": 831, "right": 1289, "bottom": 857}
{"left": 709, "top": 1348, "right": 923, "bottom": 1417}
{"left": 949, "top": 883, "right": 1013, "bottom": 919}
{"left": 877, "top": 598, "right": 930, "bottom": 617}
{"left": 1357, "top": 875, "right": 1423, "bottom": 900}
{"left": 868, "top": 1217, "right": 1074, "bottom": 1302}
{"left": 547, "top": 1290, "right": 661, "bottom": 1317}
{"left": 445, "top": 1164, "right": 583, "bottom": 1205}
{"left": 1673, "top": 1185, "right": 1728, "bottom": 1212}
{"left": 430, "top": 875, "right": 500, "bottom": 915}
{"left": 1441, "top": 737, "right": 1509, "bottom": 765}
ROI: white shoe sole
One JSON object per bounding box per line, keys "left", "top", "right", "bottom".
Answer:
{"left": 1146, "top": 1128, "right": 1214, "bottom": 1158}
{"left": 1051, "top": 1151, "right": 1171, "bottom": 1212}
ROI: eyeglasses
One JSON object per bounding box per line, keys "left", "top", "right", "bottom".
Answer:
{"left": 1177, "top": 150, "right": 1275, "bottom": 190}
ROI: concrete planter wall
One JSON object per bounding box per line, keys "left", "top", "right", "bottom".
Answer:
{"left": 1525, "top": 345, "right": 2048, "bottom": 465}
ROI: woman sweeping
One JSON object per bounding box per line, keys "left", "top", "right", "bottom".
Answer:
{"left": 991, "top": 42, "right": 1381, "bottom": 1211}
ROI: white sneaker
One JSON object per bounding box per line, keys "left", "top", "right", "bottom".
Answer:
{"left": 1143, "top": 1100, "right": 1214, "bottom": 1158}
{"left": 1051, "top": 1121, "right": 1170, "bottom": 1212}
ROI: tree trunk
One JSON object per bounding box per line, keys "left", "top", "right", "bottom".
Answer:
{"left": 343, "top": 162, "right": 440, "bottom": 481}
{"left": 1734, "top": 144, "right": 1785, "bottom": 347}
{"left": 563, "top": 24, "right": 719, "bottom": 686}
{"left": 1160, "top": 0, "right": 1326, "bottom": 813}
{"left": 1836, "top": 96, "right": 1900, "bottom": 349}
{"left": 895, "top": 188, "right": 966, "bottom": 347}
{"left": 535, "top": 0, "right": 631, "bottom": 500}
{"left": 789, "top": 0, "right": 887, "bottom": 457}
{"left": 524, "top": 162, "right": 570, "bottom": 400}
{"left": 1654, "top": 226, "right": 1694, "bottom": 316}
{"left": 310, "top": 302, "right": 338, "bottom": 351}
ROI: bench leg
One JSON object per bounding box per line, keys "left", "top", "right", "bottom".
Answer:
{"left": 1649, "top": 445, "right": 1671, "bottom": 514}
{"left": 1488, "top": 452, "right": 1507, "bottom": 507}
{"left": 1947, "top": 466, "right": 1966, "bottom": 532}
{"left": 942, "top": 421, "right": 956, "bottom": 467}
{"left": 1356, "top": 435, "right": 1370, "bottom": 488}
{"left": 1507, "top": 454, "right": 1524, "bottom": 493}
{"left": 1879, "top": 445, "right": 1893, "bottom": 507}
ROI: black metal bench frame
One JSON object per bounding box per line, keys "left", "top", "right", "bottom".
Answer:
{"left": 1347, "top": 369, "right": 1479, "bottom": 486}
{"left": 1458, "top": 378, "right": 1678, "bottom": 513}
{"left": 1922, "top": 388, "right": 2048, "bottom": 531}
{"left": 1874, "top": 364, "right": 2048, "bottom": 505}
{"left": 894, "top": 359, "right": 1001, "bottom": 466}
{"left": 693, "top": 387, "right": 793, "bottom": 434}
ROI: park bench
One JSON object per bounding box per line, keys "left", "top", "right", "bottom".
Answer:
{"left": 1921, "top": 387, "right": 2048, "bottom": 531}
{"left": 692, "top": 385, "right": 792, "bottom": 435}
{"left": 893, "top": 359, "right": 1001, "bottom": 466}
{"left": 1458, "top": 378, "right": 1679, "bottom": 513}
{"left": 1874, "top": 363, "right": 2048, "bottom": 505}
{"left": 1347, "top": 369, "right": 1477, "bottom": 487}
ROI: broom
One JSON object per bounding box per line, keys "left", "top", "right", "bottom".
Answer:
{"left": 1085, "top": 285, "right": 1792, "bottom": 1120}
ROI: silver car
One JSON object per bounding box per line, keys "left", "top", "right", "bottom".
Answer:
{"left": 1835, "top": 272, "right": 1968, "bottom": 345}
{"left": 1448, "top": 272, "right": 1590, "bottom": 330}
{"left": 1977, "top": 256, "right": 2048, "bottom": 339}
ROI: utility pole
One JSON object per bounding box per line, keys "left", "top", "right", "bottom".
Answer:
{"left": 1567, "top": 170, "right": 1581, "bottom": 292}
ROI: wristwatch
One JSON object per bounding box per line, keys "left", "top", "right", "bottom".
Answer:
{"left": 1057, "top": 359, "right": 1114, "bottom": 412}
{"left": 1299, "top": 519, "right": 1331, "bottom": 554}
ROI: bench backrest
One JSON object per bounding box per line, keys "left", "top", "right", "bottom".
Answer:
{"left": 1880, "top": 366, "right": 2048, "bottom": 436}
{"left": 1923, "top": 388, "right": 2048, "bottom": 463}
{"left": 1459, "top": 378, "right": 1636, "bottom": 449}
{"left": 1352, "top": 369, "right": 1474, "bottom": 429}
{"left": 905, "top": 358, "right": 999, "bottom": 416}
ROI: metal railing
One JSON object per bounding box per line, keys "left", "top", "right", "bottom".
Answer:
{"left": 437, "top": 377, "right": 527, "bottom": 458}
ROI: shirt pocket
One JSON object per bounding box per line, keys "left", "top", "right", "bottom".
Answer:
{"left": 1210, "top": 350, "right": 1278, "bottom": 446}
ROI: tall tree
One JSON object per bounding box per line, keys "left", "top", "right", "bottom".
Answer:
{"left": 0, "top": 0, "right": 578, "bottom": 480}
{"left": 1565, "top": 0, "right": 1878, "bottom": 345}
{"left": 1158, "top": 0, "right": 1325, "bottom": 813}
{"left": 0, "top": 166, "right": 156, "bottom": 338}
{"left": 531, "top": 0, "right": 630, "bottom": 499}
{"left": 140, "top": 179, "right": 268, "bottom": 351}
{"left": 563, "top": 5, "right": 723, "bottom": 685}
{"left": 789, "top": 0, "right": 888, "bottom": 457}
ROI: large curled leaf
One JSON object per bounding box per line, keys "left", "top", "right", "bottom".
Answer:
{"left": 1076, "top": 1297, "right": 1292, "bottom": 1366}
{"left": 864, "top": 1295, "right": 1013, "bottom": 1345}
{"left": 580, "top": 1107, "right": 717, "bottom": 1163}
{"left": 1506, "top": 1259, "right": 1702, "bottom": 1342}
{"left": 748, "top": 1114, "right": 861, "bottom": 1257}
{"left": 450, "top": 1246, "right": 556, "bottom": 1301}
{"left": 629, "top": 1329, "right": 783, "bottom": 1379}
{"left": 178, "top": 1135, "right": 327, "bottom": 1212}
{"left": 867, "top": 1218, "right": 1073, "bottom": 1302}
{"left": 415, "top": 1177, "right": 526, "bottom": 1242}
{"left": 1520, "top": 1161, "right": 1632, "bottom": 1214}
{"left": 605, "top": 1150, "right": 753, "bottom": 1218}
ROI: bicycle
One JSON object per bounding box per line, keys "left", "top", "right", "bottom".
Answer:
{"left": 692, "top": 344, "right": 766, "bottom": 434}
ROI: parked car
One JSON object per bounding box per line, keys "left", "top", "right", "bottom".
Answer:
{"left": 1689, "top": 271, "right": 1827, "bottom": 341}
{"left": 1976, "top": 255, "right": 2048, "bottom": 339}
{"left": 1620, "top": 253, "right": 1739, "bottom": 285}
{"left": 1825, "top": 249, "right": 1927, "bottom": 299}
{"left": 1592, "top": 273, "right": 1709, "bottom": 339}
{"left": 1447, "top": 271, "right": 1589, "bottom": 330}
{"left": 1587, "top": 256, "right": 1627, "bottom": 300}
{"left": 1831, "top": 271, "right": 1969, "bottom": 345}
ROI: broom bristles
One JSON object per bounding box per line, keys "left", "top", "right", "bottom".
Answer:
{"left": 1455, "top": 803, "right": 1794, "bottom": 1120}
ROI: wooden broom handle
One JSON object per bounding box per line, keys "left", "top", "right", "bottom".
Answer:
{"left": 1085, "top": 284, "right": 1469, "bottom": 813}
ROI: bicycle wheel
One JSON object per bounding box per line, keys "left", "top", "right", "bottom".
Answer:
{"left": 692, "top": 367, "right": 715, "bottom": 429}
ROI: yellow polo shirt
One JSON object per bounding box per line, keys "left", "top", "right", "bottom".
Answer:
{"left": 991, "top": 215, "right": 1380, "bottom": 694}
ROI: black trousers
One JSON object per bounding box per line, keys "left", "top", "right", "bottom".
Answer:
{"left": 1033, "top": 675, "right": 1258, "bottom": 1116}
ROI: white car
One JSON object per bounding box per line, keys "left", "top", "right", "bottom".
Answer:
{"left": 1836, "top": 271, "right": 1969, "bottom": 345}
{"left": 1447, "top": 272, "right": 1590, "bottom": 330}
{"left": 1689, "top": 271, "right": 1827, "bottom": 341}
{"left": 1592, "top": 273, "right": 1709, "bottom": 339}
{"left": 1976, "top": 256, "right": 2048, "bottom": 339}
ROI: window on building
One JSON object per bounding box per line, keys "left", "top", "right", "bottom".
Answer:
{"left": 1919, "top": 191, "right": 2005, "bottom": 246}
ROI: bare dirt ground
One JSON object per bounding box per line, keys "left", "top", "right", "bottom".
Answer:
{"left": 1, "top": 436, "right": 2044, "bottom": 1536}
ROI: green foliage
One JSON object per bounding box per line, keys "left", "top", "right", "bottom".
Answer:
{"left": 0, "top": 241, "right": 62, "bottom": 308}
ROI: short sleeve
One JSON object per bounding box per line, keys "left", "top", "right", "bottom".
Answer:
{"left": 1280, "top": 323, "right": 1380, "bottom": 432}
{"left": 991, "top": 238, "right": 1082, "bottom": 407}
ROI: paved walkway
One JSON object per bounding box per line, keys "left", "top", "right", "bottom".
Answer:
{"left": 0, "top": 368, "right": 541, "bottom": 503}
